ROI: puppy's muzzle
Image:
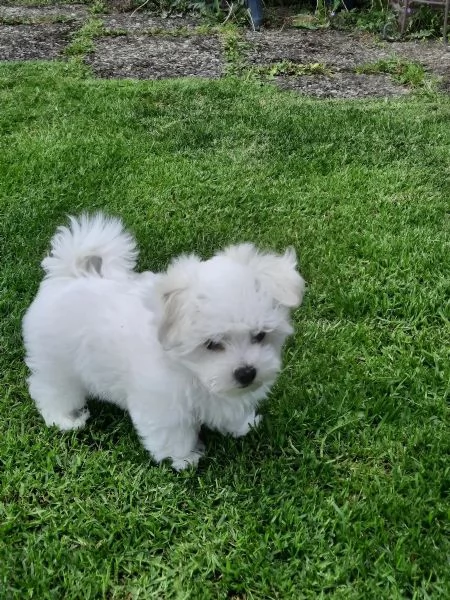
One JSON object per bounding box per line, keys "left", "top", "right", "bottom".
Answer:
{"left": 234, "top": 365, "right": 257, "bottom": 387}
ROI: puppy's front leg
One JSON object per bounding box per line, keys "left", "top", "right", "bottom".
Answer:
{"left": 217, "top": 411, "right": 262, "bottom": 438}
{"left": 130, "top": 410, "right": 203, "bottom": 470}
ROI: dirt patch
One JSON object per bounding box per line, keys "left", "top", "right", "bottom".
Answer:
{"left": 86, "top": 35, "right": 223, "bottom": 79}
{"left": 100, "top": 13, "right": 200, "bottom": 32}
{"left": 243, "top": 28, "right": 450, "bottom": 96}
{"left": 0, "top": 4, "right": 448, "bottom": 97}
{"left": 0, "top": 23, "right": 77, "bottom": 60}
{"left": 389, "top": 41, "right": 450, "bottom": 92}
{"left": 387, "top": 40, "right": 450, "bottom": 76}
{"left": 272, "top": 72, "right": 410, "bottom": 98}
{"left": 0, "top": 4, "right": 88, "bottom": 22}
{"left": 245, "top": 30, "right": 395, "bottom": 72}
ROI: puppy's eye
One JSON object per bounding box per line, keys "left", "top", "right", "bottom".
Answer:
{"left": 252, "top": 331, "right": 266, "bottom": 343}
{"left": 205, "top": 340, "right": 224, "bottom": 351}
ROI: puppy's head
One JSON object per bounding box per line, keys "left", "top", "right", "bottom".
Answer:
{"left": 156, "top": 243, "right": 305, "bottom": 399}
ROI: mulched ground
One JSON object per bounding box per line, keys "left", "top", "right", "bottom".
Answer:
{"left": 0, "top": 4, "right": 88, "bottom": 22}
{"left": 86, "top": 35, "right": 223, "bottom": 79}
{"left": 0, "top": 3, "right": 449, "bottom": 97}
{"left": 244, "top": 28, "right": 416, "bottom": 97}
{"left": 101, "top": 13, "right": 200, "bottom": 31}
{"left": 274, "top": 72, "right": 410, "bottom": 98}
{"left": 245, "top": 29, "right": 392, "bottom": 72}
{"left": 388, "top": 39, "right": 450, "bottom": 76}
{"left": 0, "top": 23, "right": 77, "bottom": 60}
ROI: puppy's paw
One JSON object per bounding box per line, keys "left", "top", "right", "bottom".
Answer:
{"left": 230, "top": 413, "right": 262, "bottom": 438}
{"left": 170, "top": 449, "right": 204, "bottom": 471}
{"left": 44, "top": 407, "right": 90, "bottom": 431}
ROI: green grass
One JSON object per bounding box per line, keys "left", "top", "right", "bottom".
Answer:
{"left": 64, "top": 17, "right": 104, "bottom": 56}
{"left": 356, "top": 59, "right": 430, "bottom": 88}
{"left": 253, "top": 60, "right": 331, "bottom": 79}
{"left": 1, "top": 60, "right": 449, "bottom": 599}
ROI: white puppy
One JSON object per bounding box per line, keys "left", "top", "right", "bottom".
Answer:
{"left": 23, "top": 214, "right": 305, "bottom": 470}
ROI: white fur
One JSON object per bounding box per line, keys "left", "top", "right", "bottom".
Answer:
{"left": 23, "top": 214, "right": 305, "bottom": 470}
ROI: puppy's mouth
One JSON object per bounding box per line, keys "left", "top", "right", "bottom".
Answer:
{"left": 227, "top": 380, "right": 264, "bottom": 396}
{"left": 206, "top": 377, "right": 269, "bottom": 398}
{"left": 239, "top": 380, "right": 261, "bottom": 391}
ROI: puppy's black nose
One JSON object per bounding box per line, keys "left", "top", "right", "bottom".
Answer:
{"left": 234, "top": 365, "right": 257, "bottom": 387}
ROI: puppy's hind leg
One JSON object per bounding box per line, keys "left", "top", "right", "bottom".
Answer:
{"left": 28, "top": 372, "right": 90, "bottom": 431}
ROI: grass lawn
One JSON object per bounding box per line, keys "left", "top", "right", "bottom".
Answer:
{"left": 0, "top": 60, "right": 449, "bottom": 599}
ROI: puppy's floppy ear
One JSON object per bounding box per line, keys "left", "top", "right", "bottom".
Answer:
{"left": 222, "top": 243, "right": 305, "bottom": 308}
{"left": 156, "top": 255, "right": 200, "bottom": 351}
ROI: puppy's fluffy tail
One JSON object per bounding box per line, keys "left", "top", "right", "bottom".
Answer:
{"left": 42, "top": 213, "right": 138, "bottom": 280}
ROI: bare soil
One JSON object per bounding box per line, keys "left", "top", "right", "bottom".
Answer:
{"left": 101, "top": 13, "right": 200, "bottom": 32}
{"left": 1, "top": 4, "right": 449, "bottom": 97}
{"left": 0, "top": 23, "right": 76, "bottom": 60}
{"left": 388, "top": 39, "right": 450, "bottom": 76}
{"left": 85, "top": 35, "right": 223, "bottom": 80}
{"left": 274, "top": 72, "right": 410, "bottom": 98}
{"left": 0, "top": 3, "right": 88, "bottom": 22}
{"left": 245, "top": 29, "right": 392, "bottom": 72}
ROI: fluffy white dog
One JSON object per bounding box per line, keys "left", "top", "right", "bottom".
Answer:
{"left": 23, "top": 214, "right": 305, "bottom": 469}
